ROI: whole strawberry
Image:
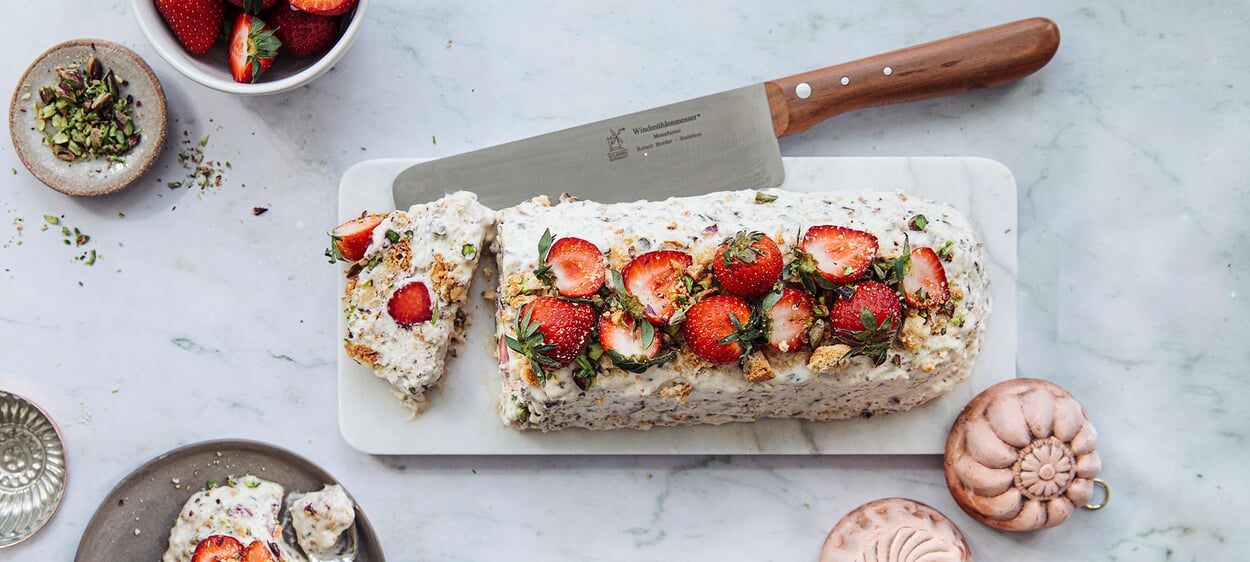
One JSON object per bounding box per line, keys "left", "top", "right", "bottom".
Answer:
{"left": 828, "top": 280, "right": 901, "bottom": 364}
{"left": 266, "top": 2, "right": 342, "bottom": 58}
{"left": 713, "top": 231, "right": 783, "bottom": 299}
{"left": 156, "top": 0, "right": 226, "bottom": 55}
{"left": 682, "top": 294, "right": 760, "bottom": 365}
{"left": 506, "top": 297, "right": 596, "bottom": 382}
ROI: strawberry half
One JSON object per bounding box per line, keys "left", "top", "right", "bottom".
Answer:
{"left": 387, "top": 281, "right": 433, "bottom": 327}
{"left": 682, "top": 294, "right": 760, "bottom": 365}
{"left": 764, "top": 288, "right": 818, "bottom": 352}
{"left": 191, "top": 535, "right": 244, "bottom": 562}
{"left": 622, "top": 250, "right": 692, "bottom": 325}
{"left": 266, "top": 2, "right": 341, "bottom": 58}
{"left": 598, "top": 312, "right": 675, "bottom": 373}
{"left": 229, "top": 13, "right": 281, "bottom": 83}
{"left": 902, "top": 246, "right": 951, "bottom": 309}
{"left": 506, "top": 296, "right": 596, "bottom": 381}
{"left": 290, "top": 0, "right": 357, "bottom": 16}
{"left": 156, "top": 0, "right": 226, "bottom": 55}
{"left": 537, "top": 233, "right": 605, "bottom": 298}
{"left": 828, "top": 281, "right": 901, "bottom": 365}
{"left": 241, "top": 541, "right": 278, "bottom": 562}
{"left": 799, "top": 225, "right": 879, "bottom": 285}
{"left": 327, "top": 213, "right": 385, "bottom": 262}
{"left": 713, "top": 231, "right": 783, "bottom": 299}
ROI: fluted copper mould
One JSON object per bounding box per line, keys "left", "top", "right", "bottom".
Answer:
{"left": 944, "top": 378, "right": 1108, "bottom": 531}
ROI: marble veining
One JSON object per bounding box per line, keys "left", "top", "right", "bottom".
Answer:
{"left": 1, "top": 1, "right": 1247, "bottom": 560}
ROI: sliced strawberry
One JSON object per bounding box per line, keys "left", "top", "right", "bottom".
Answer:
{"left": 191, "top": 535, "right": 244, "bottom": 562}
{"left": 828, "top": 281, "right": 901, "bottom": 364}
{"left": 542, "top": 236, "right": 606, "bottom": 298}
{"left": 599, "top": 313, "right": 661, "bottom": 359}
{"left": 228, "top": 13, "right": 281, "bottom": 84}
{"left": 241, "top": 541, "right": 278, "bottom": 562}
{"left": 266, "top": 2, "right": 341, "bottom": 58}
{"left": 764, "top": 288, "right": 818, "bottom": 352}
{"left": 902, "top": 246, "right": 951, "bottom": 309}
{"left": 681, "top": 295, "right": 760, "bottom": 365}
{"left": 156, "top": 0, "right": 226, "bottom": 55}
{"left": 290, "top": 0, "right": 357, "bottom": 16}
{"left": 327, "top": 213, "right": 385, "bottom": 262}
{"left": 713, "top": 231, "right": 783, "bottom": 299}
{"left": 387, "top": 281, "right": 433, "bottom": 327}
{"left": 800, "top": 225, "right": 878, "bottom": 284}
{"left": 507, "top": 297, "right": 596, "bottom": 379}
{"left": 622, "top": 250, "right": 692, "bottom": 325}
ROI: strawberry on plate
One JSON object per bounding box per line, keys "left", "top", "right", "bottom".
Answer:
{"left": 828, "top": 280, "right": 901, "bottom": 365}
{"left": 764, "top": 288, "right": 819, "bottom": 353}
{"left": 326, "top": 213, "right": 385, "bottom": 262}
{"left": 713, "top": 231, "right": 783, "bottom": 299}
{"left": 506, "top": 296, "right": 596, "bottom": 381}
{"left": 290, "top": 0, "right": 357, "bottom": 16}
{"left": 598, "top": 312, "right": 675, "bottom": 373}
{"left": 788, "top": 225, "right": 879, "bottom": 288}
{"left": 535, "top": 231, "right": 606, "bottom": 298}
{"left": 241, "top": 541, "right": 278, "bottom": 562}
{"left": 682, "top": 294, "right": 760, "bottom": 365}
{"left": 228, "top": 13, "right": 281, "bottom": 84}
{"left": 266, "top": 2, "right": 342, "bottom": 58}
{"left": 156, "top": 0, "right": 226, "bottom": 55}
{"left": 902, "top": 246, "right": 951, "bottom": 309}
{"left": 387, "top": 281, "right": 433, "bottom": 327}
{"left": 622, "top": 250, "right": 692, "bottom": 325}
{"left": 191, "top": 535, "right": 244, "bottom": 562}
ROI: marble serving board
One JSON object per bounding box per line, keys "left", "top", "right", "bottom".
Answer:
{"left": 336, "top": 157, "right": 1017, "bottom": 455}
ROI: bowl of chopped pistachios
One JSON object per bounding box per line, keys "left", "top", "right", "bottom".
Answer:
{"left": 9, "top": 39, "right": 167, "bottom": 196}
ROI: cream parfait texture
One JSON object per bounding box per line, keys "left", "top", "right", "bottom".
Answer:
{"left": 287, "top": 484, "right": 356, "bottom": 556}
{"left": 493, "top": 189, "right": 991, "bottom": 431}
{"left": 342, "top": 191, "right": 494, "bottom": 414}
{"left": 162, "top": 475, "right": 303, "bottom": 562}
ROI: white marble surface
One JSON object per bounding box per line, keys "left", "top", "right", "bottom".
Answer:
{"left": 1, "top": 1, "right": 1245, "bottom": 560}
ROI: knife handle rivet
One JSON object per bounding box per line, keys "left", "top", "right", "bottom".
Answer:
{"left": 795, "top": 82, "right": 812, "bottom": 99}
{"left": 883, "top": 66, "right": 893, "bottom": 76}
{"left": 840, "top": 76, "right": 851, "bottom": 86}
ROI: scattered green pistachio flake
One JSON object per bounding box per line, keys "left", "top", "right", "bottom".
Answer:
{"left": 10, "top": 168, "right": 15, "bottom": 175}
{"left": 950, "top": 314, "right": 964, "bottom": 327}
{"left": 432, "top": 135, "right": 437, "bottom": 145}
{"left": 408, "top": 386, "right": 417, "bottom": 394}
{"left": 84, "top": 249, "right": 96, "bottom": 265}
{"left": 206, "top": 479, "right": 217, "bottom": 489}
{"left": 44, "top": 215, "right": 60, "bottom": 225}
{"left": 936, "top": 240, "right": 955, "bottom": 261}
{"left": 118, "top": 212, "right": 125, "bottom": 218}
{"left": 461, "top": 243, "right": 475, "bottom": 257}
{"left": 199, "top": 134, "right": 209, "bottom": 147}
{"left": 908, "top": 214, "right": 928, "bottom": 231}
{"left": 246, "top": 480, "right": 261, "bottom": 488}
{"left": 386, "top": 229, "right": 400, "bottom": 243}
{"left": 226, "top": 476, "right": 238, "bottom": 487}
{"left": 754, "top": 191, "right": 778, "bottom": 203}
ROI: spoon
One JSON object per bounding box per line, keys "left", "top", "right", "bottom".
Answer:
{"left": 280, "top": 506, "right": 360, "bottom": 562}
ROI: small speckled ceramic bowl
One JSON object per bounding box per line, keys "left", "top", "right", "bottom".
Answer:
{"left": 9, "top": 39, "right": 167, "bottom": 197}
{"left": 0, "top": 390, "right": 68, "bottom": 549}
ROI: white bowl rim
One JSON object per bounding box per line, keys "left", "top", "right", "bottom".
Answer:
{"left": 130, "top": 0, "right": 368, "bottom": 95}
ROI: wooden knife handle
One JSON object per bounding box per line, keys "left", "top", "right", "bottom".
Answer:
{"left": 765, "top": 17, "right": 1060, "bottom": 137}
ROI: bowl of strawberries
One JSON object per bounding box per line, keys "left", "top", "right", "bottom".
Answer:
{"left": 132, "top": 0, "right": 366, "bottom": 94}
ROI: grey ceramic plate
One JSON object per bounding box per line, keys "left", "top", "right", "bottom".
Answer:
{"left": 75, "top": 439, "right": 383, "bottom": 561}
{"left": 0, "top": 390, "right": 68, "bottom": 549}
{"left": 9, "top": 38, "right": 167, "bottom": 196}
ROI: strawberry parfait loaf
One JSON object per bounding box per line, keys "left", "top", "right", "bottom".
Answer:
{"left": 334, "top": 191, "right": 493, "bottom": 415}
{"left": 493, "top": 189, "right": 991, "bottom": 431}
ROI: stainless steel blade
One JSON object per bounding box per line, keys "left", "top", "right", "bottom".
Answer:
{"left": 392, "top": 84, "right": 783, "bottom": 209}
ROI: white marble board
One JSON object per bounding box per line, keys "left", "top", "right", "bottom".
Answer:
{"left": 336, "top": 157, "right": 1016, "bottom": 455}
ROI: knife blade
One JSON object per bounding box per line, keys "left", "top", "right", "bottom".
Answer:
{"left": 393, "top": 17, "right": 1059, "bottom": 209}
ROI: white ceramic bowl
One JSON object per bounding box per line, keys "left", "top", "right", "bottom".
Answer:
{"left": 130, "top": 0, "right": 368, "bottom": 95}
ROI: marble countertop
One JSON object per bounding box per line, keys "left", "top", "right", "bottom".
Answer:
{"left": 2, "top": 1, "right": 1245, "bottom": 560}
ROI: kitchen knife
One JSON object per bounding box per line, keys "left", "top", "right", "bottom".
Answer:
{"left": 393, "top": 17, "right": 1059, "bottom": 209}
